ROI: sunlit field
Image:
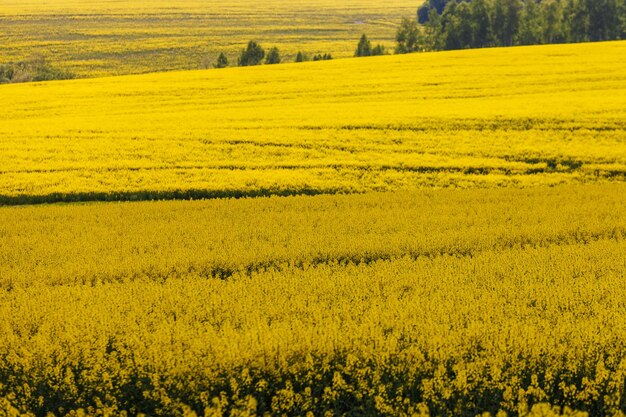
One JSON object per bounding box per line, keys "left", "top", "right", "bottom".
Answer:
{"left": 1, "top": 9, "right": 626, "bottom": 414}
{"left": 1, "top": 41, "right": 625, "bottom": 204}
{"left": 0, "top": 0, "right": 416, "bottom": 77}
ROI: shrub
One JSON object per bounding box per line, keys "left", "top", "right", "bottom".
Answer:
{"left": 312, "top": 53, "right": 332, "bottom": 61}
{"left": 372, "top": 44, "right": 386, "bottom": 56}
{"left": 0, "top": 57, "right": 74, "bottom": 83}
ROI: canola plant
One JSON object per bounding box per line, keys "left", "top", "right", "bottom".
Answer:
{"left": 1, "top": 38, "right": 626, "bottom": 417}
{"left": 1, "top": 184, "right": 626, "bottom": 416}
{"left": 0, "top": 41, "right": 625, "bottom": 204}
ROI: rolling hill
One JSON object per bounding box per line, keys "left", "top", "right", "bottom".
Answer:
{"left": 1, "top": 41, "right": 625, "bottom": 204}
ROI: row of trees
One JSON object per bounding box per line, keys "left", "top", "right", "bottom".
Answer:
{"left": 211, "top": 41, "right": 334, "bottom": 68}
{"left": 211, "top": 35, "right": 385, "bottom": 69}
{"left": 409, "top": 0, "right": 626, "bottom": 51}
{"left": 209, "top": 0, "right": 626, "bottom": 71}
{"left": 210, "top": 42, "right": 285, "bottom": 68}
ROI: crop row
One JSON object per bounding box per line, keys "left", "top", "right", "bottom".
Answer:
{"left": 1, "top": 184, "right": 624, "bottom": 290}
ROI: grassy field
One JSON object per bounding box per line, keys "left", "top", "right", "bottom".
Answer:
{"left": 0, "top": 41, "right": 625, "bottom": 204}
{"left": 0, "top": 0, "right": 416, "bottom": 77}
{"left": 1, "top": 184, "right": 626, "bottom": 416}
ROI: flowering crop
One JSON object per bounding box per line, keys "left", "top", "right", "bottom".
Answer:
{"left": 1, "top": 33, "right": 626, "bottom": 417}
{"left": 0, "top": 41, "right": 625, "bottom": 204}
{"left": 0, "top": 0, "right": 415, "bottom": 77}
{"left": 0, "top": 185, "right": 625, "bottom": 416}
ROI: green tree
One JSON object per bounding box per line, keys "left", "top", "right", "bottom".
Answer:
{"left": 585, "top": 0, "right": 620, "bottom": 41}
{"left": 621, "top": 0, "right": 626, "bottom": 38}
{"left": 493, "top": 0, "right": 522, "bottom": 46}
{"left": 265, "top": 47, "right": 281, "bottom": 64}
{"left": 418, "top": 3, "right": 431, "bottom": 24}
{"left": 214, "top": 52, "right": 229, "bottom": 69}
{"left": 355, "top": 34, "right": 372, "bottom": 56}
{"left": 456, "top": 2, "right": 475, "bottom": 48}
{"left": 238, "top": 41, "right": 265, "bottom": 66}
{"left": 563, "top": 0, "right": 589, "bottom": 42}
{"left": 396, "top": 17, "right": 421, "bottom": 53}
{"left": 441, "top": 1, "right": 463, "bottom": 49}
{"left": 541, "top": 0, "right": 564, "bottom": 44}
{"left": 606, "top": 0, "right": 623, "bottom": 39}
{"left": 470, "top": 0, "right": 492, "bottom": 47}
{"left": 295, "top": 51, "right": 305, "bottom": 62}
{"left": 425, "top": 7, "right": 445, "bottom": 50}
{"left": 517, "top": 0, "right": 543, "bottom": 45}
{"left": 429, "top": 0, "right": 453, "bottom": 14}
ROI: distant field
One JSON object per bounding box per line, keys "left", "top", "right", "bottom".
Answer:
{"left": 0, "top": 0, "right": 416, "bottom": 77}
{"left": 0, "top": 41, "right": 625, "bottom": 204}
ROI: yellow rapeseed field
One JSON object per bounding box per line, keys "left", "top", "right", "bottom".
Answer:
{"left": 0, "top": 0, "right": 416, "bottom": 77}
{"left": 0, "top": 41, "right": 625, "bottom": 204}
{"left": 2, "top": 23, "right": 626, "bottom": 416}
{"left": 1, "top": 184, "right": 625, "bottom": 416}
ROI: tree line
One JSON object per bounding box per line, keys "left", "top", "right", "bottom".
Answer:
{"left": 212, "top": 0, "right": 626, "bottom": 70}
{"left": 407, "top": 0, "right": 626, "bottom": 51}
{"left": 211, "top": 41, "right": 335, "bottom": 69}
{"left": 211, "top": 35, "right": 391, "bottom": 69}
{"left": 5, "top": 1, "right": 622, "bottom": 83}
